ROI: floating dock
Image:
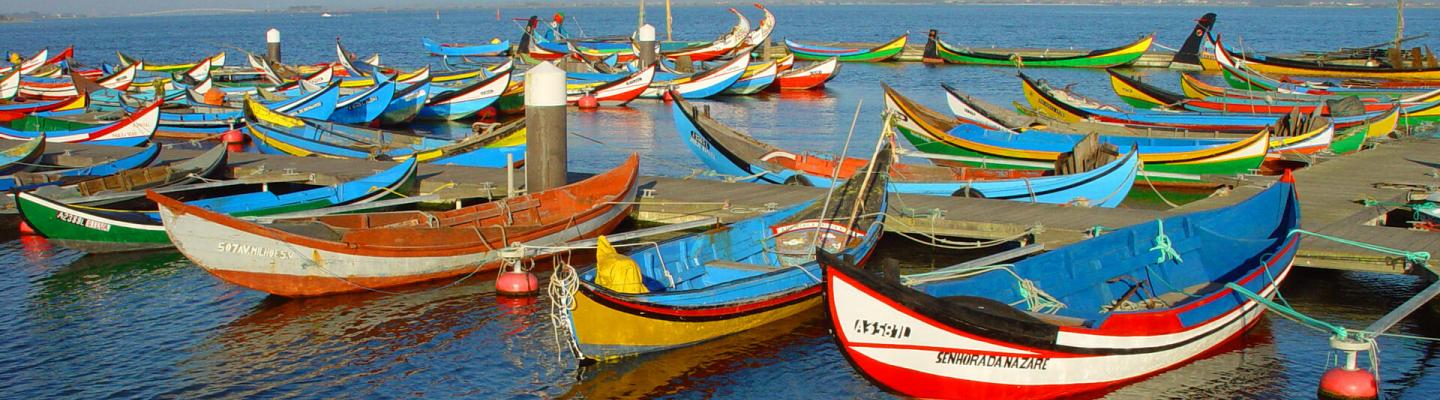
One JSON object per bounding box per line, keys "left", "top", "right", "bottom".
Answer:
{"left": 26, "top": 137, "right": 1440, "bottom": 278}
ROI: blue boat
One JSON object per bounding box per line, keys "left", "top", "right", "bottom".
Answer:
{"left": 638, "top": 53, "right": 753, "bottom": 99}
{"left": 378, "top": 79, "right": 432, "bottom": 125}
{"left": 417, "top": 71, "right": 511, "bottom": 121}
{"left": 0, "top": 136, "right": 45, "bottom": 176}
{"left": 0, "top": 144, "right": 159, "bottom": 191}
{"left": 671, "top": 93, "right": 1138, "bottom": 207}
{"left": 821, "top": 170, "right": 1303, "bottom": 398}
{"left": 328, "top": 74, "right": 396, "bottom": 125}
{"left": 422, "top": 37, "right": 510, "bottom": 57}
{"left": 0, "top": 99, "right": 161, "bottom": 147}
{"left": 121, "top": 80, "right": 342, "bottom": 134}
{"left": 562, "top": 144, "right": 892, "bottom": 361}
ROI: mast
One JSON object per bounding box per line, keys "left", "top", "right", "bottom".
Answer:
{"left": 666, "top": 0, "right": 673, "bottom": 41}
{"left": 1396, "top": 0, "right": 1405, "bottom": 50}
{"left": 638, "top": 0, "right": 645, "bottom": 30}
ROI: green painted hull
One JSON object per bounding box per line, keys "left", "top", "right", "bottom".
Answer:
{"left": 792, "top": 46, "right": 903, "bottom": 62}
{"left": 893, "top": 124, "right": 1262, "bottom": 182}
{"left": 1116, "top": 95, "right": 1163, "bottom": 110}
{"left": 1329, "top": 127, "right": 1366, "bottom": 154}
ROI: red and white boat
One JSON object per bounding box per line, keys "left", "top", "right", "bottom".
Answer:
{"left": 566, "top": 64, "right": 656, "bottom": 106}
{"left": 18, "top": 62, "right": 139, "bottom": 99}
{"left": 774, "top": 56, "right": 838, "bottom": 90}
{"left": 820, "top": 171, "right": 1303, "bottom": 399}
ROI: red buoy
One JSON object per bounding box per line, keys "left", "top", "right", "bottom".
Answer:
{"left": 662, "top": 90, "right": 673, "bottom": 102}
{"left": 495, "top": 247, "right": 540, "bottom": 296}
{"left": 496, "top": 270, "right": 539, "bottom": 296}
{"left": 220, "top": 129, "right": 247, "bottom": 144}
{"left": 577, "top": 93, "right": 599, "bottom": 109}
{"left": 18, "top": 220, "right": 36, "bottom": 235}
{"left": 1318, "top": 367, "right": 1377, "bottom": 399}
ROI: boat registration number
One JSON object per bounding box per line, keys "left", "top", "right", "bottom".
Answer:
{"left": 56, "top": 211, "right": 111, "bottom": 232}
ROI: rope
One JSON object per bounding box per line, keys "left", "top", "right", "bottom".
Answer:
{"left": 1149, "top": 219, "right": 1183, "bottom": 264}
{"left": 1289, "top": 229, "right": 1431, "bottom": 265}
{"left": 548, "top": 259, "right": 585, "bottom": 361}
{"left": 1151, "top": 40, "right": 1181, "bottom": 52}
{"left": 1139, "top": 162, "right": 1183, "bottom": 208}
{"left": 1225, "top": 281, "right": 1349, "bottom": 339}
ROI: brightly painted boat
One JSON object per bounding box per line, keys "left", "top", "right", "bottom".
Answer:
{"left": 13, "top": 144, "right": 228, "bottom": 209}
{"left": 117, "top": 51, "right": 225, "bottom": 73}
{"left": 1213, "top": 34, "right": 1440, "bottom": 82}
{"left": 422, "top": 37, "right": 510, "bottom": 57}
{"left": 16, "top": 157, "right": 419, "bottom": 253}
{"left": 640, "top": 53, "right": 751, "bottom": 99}
{"left": 0, "top": 135, "right": 44, "bottom": 176}
{"left": 885, "top": 85, "right": 1268, "bottom": 181}
{"left": 730, "top": 3, "right": 777, "bottom": 57}
{"left": 131, "top": 80, "right": 341, "bottom": 134}
{"left": 328, "top": 74, "right": 396, "bottom": 124}
{"left": 923, "top": 30, "right": 1152, "bottom": 68}
{"left": 565, "top": 65, "right": 656, "bottom": 106}
{"left": 0, "top": 99, "right": 160, "bottom": 147}
{"left": 785, "top": 33, "right": 907, "bottom": 62}
{"left": 18, "top": 62, "right": 139, "bottom": 99}
{"left": 0, "top": 143, "right": 159, "bottom": 191}
{"left": 0, "top": 70, "right": 19, "bottom": 100}
{"left": 377, "top": 78, "right": 432, "bottom": 125}
{"left": 244, "top": 95, "right": 526, "bottom": 168}
{"left": 821, "top": 169, "right": 1302, "bottom": 399}
{"left": 417, "top": 71, "right": 511, "bottom": 121}
{"left": 562, "top": 146, "right": 889, "bottom": 361}
{"left": 722, "top": 61, "right": 778, "bottom": 95}
{"left": 1025, "top": 73, "right": 1400, "bottom": 133}
{"left": 151, "top": 154, "right": 639, "bottom": 297}
{"left": 774, "top": 57, "right": 838, "bottom": 90}
{"left": 672, "top": 91, "right": 1137, "bottom": 206}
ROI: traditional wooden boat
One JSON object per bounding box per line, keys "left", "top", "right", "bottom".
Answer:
{"left": 774, "top": 57, "right": 838, "bottom": 90}
{"left": 1212, "top": 34, "right": 1440, "bottom": 82}
{"left": 417, "top": 71, "right": 511, "bottom": 121}
{"left": 640, "top": 53, "right": 751, "bottom": 99}
{"left": 660, "top": 9, "right": 752, "bottom": 62}
{"left": 328, "top": 74, "right": 395, "bottom": 124}
{"left": 775, "top": 53, "right": 795, "bottom": 72}
{"left": 151, "top": 154, "right": 639, "bottom": 297}
{"left": 377, "top": 78, "right": 432, "bottom": 125}
{"left": 821, "top": 168, "right": 1302, "bottom": 399}
{"left": 723, "top": 61, "right": 778, "bottom": 95}
{"left": 0, "top": 143, "right": 159, "bottom": 191}
{"left": 672, "top": 92, "right": 1137, "bottom": 206}
{"left": 565, "top": 65, "right": 655, "bottom": 106}
{"left": 785, "top": 34, "right": 907, "bottom": 62}
{"left": 0, "top": 69, "right": 19, "bottom": 100}
{"left": 132, "top": 80, "right": 341, "bottom": 134}
{"left": 885, "top": 85, "right": 1268, "bottom": 181}
{"left": 5, "top": 49, "right": 48, "bottom": 76}
{"left": 422, "top": 37, "right": 510, "bottom": 57}
{"left": 16, "top": 157, "right": 418, "bottom": 253}
{"left": 563, "top": 146, "right": 889, "bottom": 361}
{"left": 18, "top": 62, "right": 139, "bottom": 99}
{"left": 731, "top": 3, "right": 777, "bottom": 57}
{"left": 117, "top": 51, "right": 225, "bottom": 73}
{"left": 0, "top": 136, "right": 45, "bottom": 176}
{"left": 0, "top": 99, "right": 160, "bottom": 147}
{"left": 13, "top": 144, "right": 227, "bottom": 210}
{"left": 1025, "top": 73, "right": 1399, "bottom": 134}
{"left": 1212, "top": 52, "right": 1436, "bottom": 100}
{"left": 923, "top": 30, "right": 1152, "bottom": 68}
{"left": 1110, "top": 69, "right": 1414, "bottom": 120}
{"left": 244, "top": 96, "right": 526, "bottom": 167}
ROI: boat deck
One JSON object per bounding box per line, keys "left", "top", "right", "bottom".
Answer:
{"left": 29, "top": 137, "right": 1440, "bottom": 277}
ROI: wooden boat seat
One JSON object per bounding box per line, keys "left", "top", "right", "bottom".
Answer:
{"left": 269, "top": 221, "right": 344, "bottom": 241}
{"left": 1156, "top": 281, "right": 1226, "bottom": 306}
{"left": 705, "top": 260, "right": 779, "bottom": 272}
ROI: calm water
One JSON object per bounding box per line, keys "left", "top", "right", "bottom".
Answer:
{"left": 1, "top": 5, "right": 1439, "bottom": 398}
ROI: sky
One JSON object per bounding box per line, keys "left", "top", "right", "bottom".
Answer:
{"left": 1, "top": 0, "right": 750, "bottom": 17}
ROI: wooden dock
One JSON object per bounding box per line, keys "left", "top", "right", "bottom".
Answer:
{"left": 27, "top": 137, "right": 1440, "bottom": 277}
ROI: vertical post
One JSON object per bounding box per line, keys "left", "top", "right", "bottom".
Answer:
{"left": 506, "top": 152, "right": 516, "bottom": 196}
{"left": 1397, "top": 0, "right": 1406, "bottom": 51}
{"left": 524, "top": 61, "right": 568, "bottom": 192}
{"left": 266, "top": 28, "right": 281, "bottom": 64}
{"left": 762, "top": 39, "right": 773, "bottom": 60}
{"left": 638, "top": 24, "right": 658, "bottom": 69}
{"left": 638, "top": 0, "right": 645, "bottom": 30}
{"left": 665, "top": 0, "right": 673, "bottom": 41}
